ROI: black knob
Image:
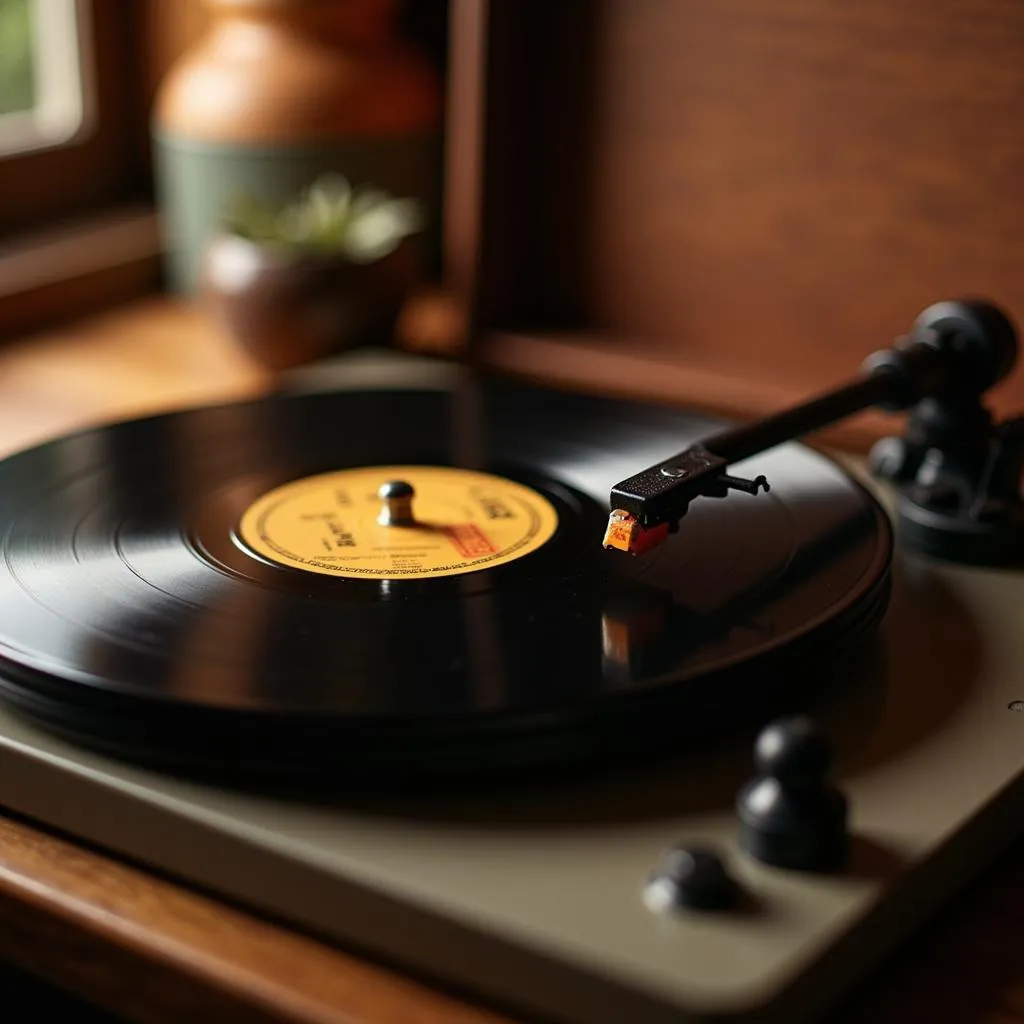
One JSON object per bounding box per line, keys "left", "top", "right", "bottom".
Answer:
{"left": 862, "top": 298, "right": 1018, "bottom": 411}
{"left": 644, "top": 845, "right": 738, "bottom": 912}
{"left": 913, "top": 299, "right": 1018, "bottom": 395}
{"left": 754, "top": 716, "right": 832, "bottom": 783}
{"left": 737, "top": 716, "right": 848, "bottom": 872}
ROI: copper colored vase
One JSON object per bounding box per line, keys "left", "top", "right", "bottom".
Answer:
{"left": 154, "top": 0, "right": 441, "bottom": 294}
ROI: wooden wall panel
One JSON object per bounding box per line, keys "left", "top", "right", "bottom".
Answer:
{"left": 461, "top": 0, "right": 1024, "bottom": 423}
{"left": 584, "top": 0, "right": 1024, "bottom": 371}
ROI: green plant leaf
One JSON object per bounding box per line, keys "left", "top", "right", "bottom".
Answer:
{"left": 221, "top": 174, "right": 424, "bottom": 261}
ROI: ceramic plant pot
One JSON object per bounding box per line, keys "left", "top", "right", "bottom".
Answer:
{"left": 201, "top": 231, "right": 418, "bottom": 371}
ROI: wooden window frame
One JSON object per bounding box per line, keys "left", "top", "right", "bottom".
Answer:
{"left": 0, "top": 0, "right": 162, "bottom": 336}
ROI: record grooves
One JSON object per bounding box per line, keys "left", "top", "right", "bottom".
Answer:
{"left": 0, "top": 372, "right": 893, "bottom": 782}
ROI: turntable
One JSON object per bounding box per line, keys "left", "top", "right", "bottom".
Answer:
{"left": 0, "top": 295, "right": 1024, "bottom": 1023}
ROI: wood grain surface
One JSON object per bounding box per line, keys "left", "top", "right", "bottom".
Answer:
{"left": 0, "top": 297, "right": 1020, "bottom": 1023}
{"left": 0, "top": 296, "right": 267, "bottom": 457}
{"left": 0, "top": 811, "right": 513, "bottom": 1024}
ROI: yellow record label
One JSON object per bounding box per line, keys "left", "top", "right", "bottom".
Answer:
{"left": 236, "top": 466, "right": 559, "bottom": 579}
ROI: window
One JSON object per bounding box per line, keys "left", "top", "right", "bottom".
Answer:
{"left": 0, "top": 0, "right": 35, "bottom": 117}
{"left": 0, "top": 0, "right": 159, "bottom": 334}
{"left": 0, "top": 0, "right": 88, "bottom": 157}
{"left": 0, "top": 0, "right": 147, "bottom": 238}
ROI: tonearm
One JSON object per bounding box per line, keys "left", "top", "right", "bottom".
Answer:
{"left": 603, "top": 300, "right": 1024, "bottom": 565}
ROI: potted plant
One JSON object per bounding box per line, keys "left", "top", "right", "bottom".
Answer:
{"left": 200, "top": 174, "right": 425, "bottom": 371}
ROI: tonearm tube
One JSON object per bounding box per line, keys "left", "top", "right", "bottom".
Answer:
{"left": 603, "top": 300, "right": 1024, "bottom": 565}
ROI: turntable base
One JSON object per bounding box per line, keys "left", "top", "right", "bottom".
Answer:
{"left": 0, "top": 545, "right": 1021, "bottom": 1024}
{"left": 0, "top": 348, "right": 1021, "bottom": 1024}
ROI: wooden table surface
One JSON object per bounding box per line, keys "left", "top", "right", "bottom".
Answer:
{"left": 0, "top": 296, "right": 1023, "bottom": 1024}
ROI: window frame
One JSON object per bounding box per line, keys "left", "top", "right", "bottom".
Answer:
{"left": 0, "top": 0, "right": 90, "bottom": 157}
{"left": 0, "top": 0, "right": 151, "bottom": 238}
{"left": 0, "top": 0, "right": 159, "bottom": 335}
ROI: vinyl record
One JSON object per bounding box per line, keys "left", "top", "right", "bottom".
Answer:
{"left": 0, "top": 365, "right": 891, "bottom": 780}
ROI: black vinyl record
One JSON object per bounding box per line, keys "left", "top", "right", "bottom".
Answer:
{"left": 0, "top": 366, "right": 891, "bottom": 781}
